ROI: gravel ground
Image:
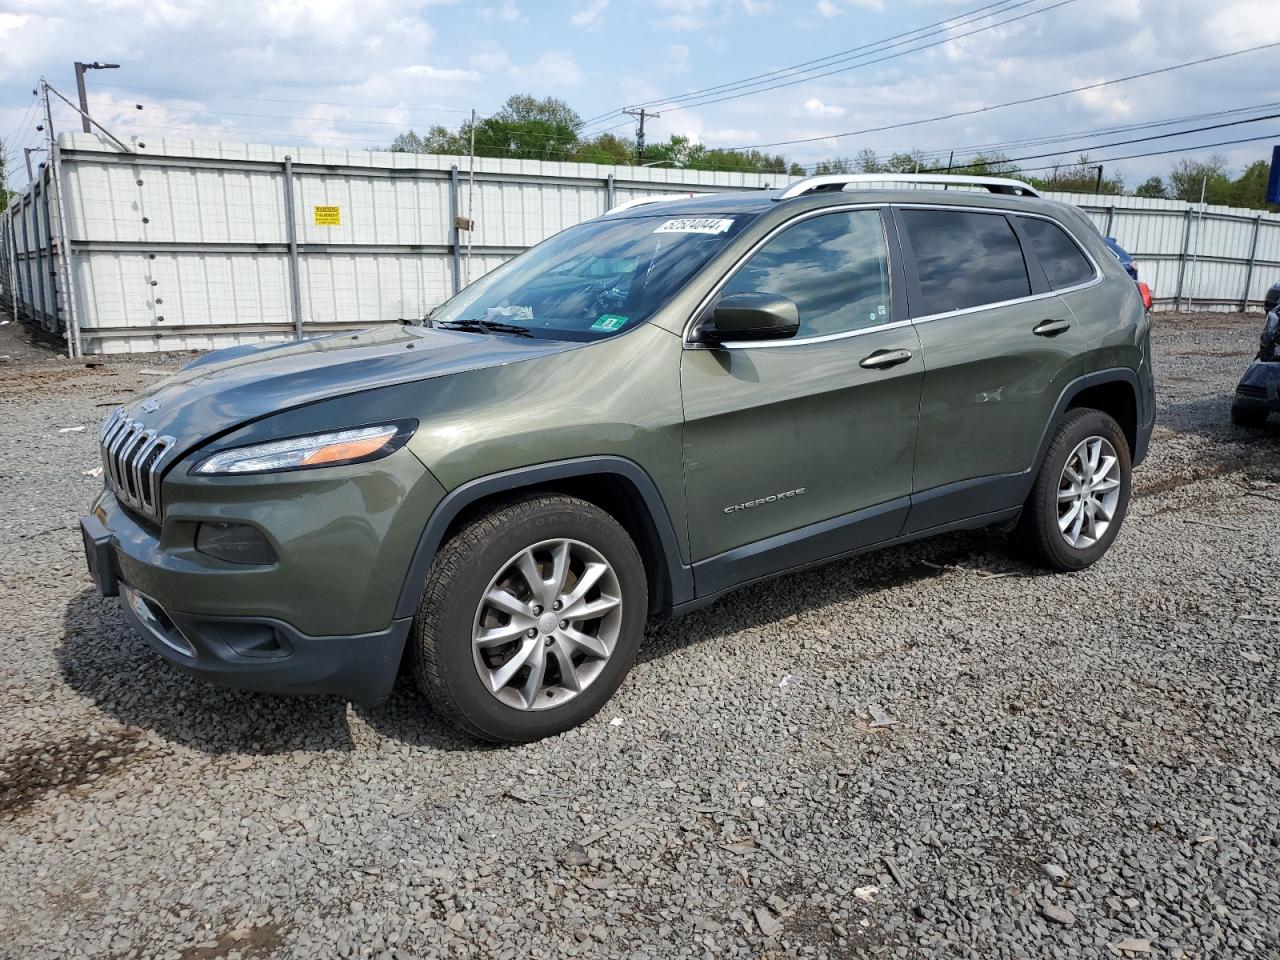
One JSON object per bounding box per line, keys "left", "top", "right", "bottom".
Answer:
{"left": 1, "top": 311, "right": 1277, "bottom": 960}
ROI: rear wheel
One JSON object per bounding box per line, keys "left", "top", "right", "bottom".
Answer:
{"left": 412, "top": 494, "right": 647, "bottom": 742}
{"left": 1231, "top": 404, "right": 1269, "bottom": 428}
{"left": 1015, "top": 408, "right": 1131, "bottom": 572}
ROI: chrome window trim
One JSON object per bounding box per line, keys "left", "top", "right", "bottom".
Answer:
{"left": 682, "top": 203, "right": 902, "bottom": 350}
{"left": 894, "top": 203, "right": 1104, "bottom": 324}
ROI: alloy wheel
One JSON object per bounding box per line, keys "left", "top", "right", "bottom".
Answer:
{"left": 1057, "top": 435, "right": 1122, "bottom": 549}
{"left": 471, "top": 538, "right": 622, "bottom": 710}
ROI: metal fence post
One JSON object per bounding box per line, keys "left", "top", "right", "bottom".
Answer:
{"left": 31, "top": 179, "right": 46, "bottom": 326}
{"left": 281, "top": 156, "right": 304, "bottom": 340}
{"left": 43, "top": 93, "right": 83, "bottom": 358}
{"left": 605, "top": 173, "right": 615, "bottom": 213}
{"left": 1241, "top": 214, "right": 1263, "bottom": 312}
{"left": 19, "top": 194, "right": 35, "bottom": 326}
{"left": 449, "top": 164, "right": 462, "bottom": 295}
{"left": 1173, "top": 208, "right": 1193, "bottom": 313}
{"left": 1104, "top": 205, "right": 1115, "bottom": 238}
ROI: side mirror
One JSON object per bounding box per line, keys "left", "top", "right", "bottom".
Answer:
{"left": 698, "top": 292, "right": 800, "bottom": 344}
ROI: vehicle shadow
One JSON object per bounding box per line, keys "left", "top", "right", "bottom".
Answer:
{"left": 58, "top": 525, "right": 1042, "bottom": 754}
{"left": 634, "top": 524, "right": 1044, "bottom": 668}
{"left": 58, "top": 588, "right": 498, "bottom": 755}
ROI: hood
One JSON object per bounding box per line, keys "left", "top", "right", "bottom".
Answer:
{"left": 118, "top": 324, "right": 575, "bottom": 446}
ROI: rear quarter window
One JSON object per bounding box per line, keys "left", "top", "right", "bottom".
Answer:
{"left": 898, "top": 209, "right": 1031, "bottom": 316}
{"left": 1017, "top": 216, "right": 1097, "bottom": 289}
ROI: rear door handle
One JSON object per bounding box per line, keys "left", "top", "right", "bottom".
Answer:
{"left": 860, "top": 348, "right": 913, "bottom": 370}
{"left": 1032, "top": 318, "right": 1071, "bottom": 337}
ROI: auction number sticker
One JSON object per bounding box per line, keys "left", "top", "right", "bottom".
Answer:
{"left": 653, "top": 218, "right": 734, "bottom": 235}
{"left": 314, "top": 205, "right": 341, "bottom": 226}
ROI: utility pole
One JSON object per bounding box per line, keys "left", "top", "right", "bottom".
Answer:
{"left": 74, "top": 61, "right": 120, "bottom": 134}
{"left": 623, "top": 107, "right": 659, "bottom": 164}
{"left": 1093, "top": 164, "right": 1104, "bottom": 195}
{"left": 24, "top": 146, "right": 45, "bottom": 181}
{"left": 42, "top": 79, "right": 84, "bottom": 358}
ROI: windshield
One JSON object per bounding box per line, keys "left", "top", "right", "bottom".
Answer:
{"left": 427, "top": 213, "right": 754, "bottom": 340}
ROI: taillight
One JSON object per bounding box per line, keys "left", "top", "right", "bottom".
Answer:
{"left": 1137, "top": 282, "right": 1153, "bottom": 311}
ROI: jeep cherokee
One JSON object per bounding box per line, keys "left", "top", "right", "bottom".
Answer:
{"left": 81, "top": 174, "right": 1155, "bottom": 743}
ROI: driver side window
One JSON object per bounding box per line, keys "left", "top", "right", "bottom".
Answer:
{"left": 719, "top": 209, "right": 891, "bottom": 339}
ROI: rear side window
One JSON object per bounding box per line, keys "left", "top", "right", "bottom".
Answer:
{"left": 899, "top": 209, "right": 1030, "bottom": 316}
{"left": 719, "top": 209, "right": 891, "bottom": 338}
{"left": 1017, "top": 216, "right": 1096, "bottom": 289}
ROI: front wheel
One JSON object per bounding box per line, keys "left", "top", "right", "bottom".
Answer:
{"left": 411, "top": 494, "right": 647, "bottom": 743}
{"left": 1015, "top": 408, "right": 1131, "bottom": 572}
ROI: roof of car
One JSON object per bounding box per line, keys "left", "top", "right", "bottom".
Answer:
{"left": 601, "top": 186, "right": 1077, "bottom": 221}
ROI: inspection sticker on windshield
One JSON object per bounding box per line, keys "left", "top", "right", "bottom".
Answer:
{"left": 591, "top": 314, "right": 629, "bottom": 332}
{"left": 653, "top": 218, "right": 734, "bottom": 235}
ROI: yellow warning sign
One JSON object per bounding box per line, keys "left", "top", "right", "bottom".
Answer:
{"left": 313, "top": 205, "right": 341, "bottom": 226}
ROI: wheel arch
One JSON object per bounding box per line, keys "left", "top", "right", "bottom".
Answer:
{"left": 394, "top": 457, "right": 694, "bottom": 621}
{"left": 1036, "top": 369, "right": 1142, "bottom": 471}
{"left": 1065, "top": 376, "right": 1138, "bottom": 458}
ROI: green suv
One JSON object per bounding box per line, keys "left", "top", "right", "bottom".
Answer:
{"left": 81, "top": 174, "right": 1154, "bottom": 742}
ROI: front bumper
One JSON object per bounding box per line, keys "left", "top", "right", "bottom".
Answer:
{"left": 1234, "top": 361, "right": 1280, "bottom": 411}
{"left": 118, "top": 581, "right": 411, "bottom": 704}
{"left": 79, "top": 447, "right": 445, "bottom": 703}
{"left": 81, "top": 510, "right": 411, "bottom": 704}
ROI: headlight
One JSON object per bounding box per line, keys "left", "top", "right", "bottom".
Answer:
{"left": 192, "top": 421, "right": 416, "bottom": 475}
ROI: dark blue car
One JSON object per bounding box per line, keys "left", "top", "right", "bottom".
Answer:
{"left": 1105, "top": 237, "right": 1138, "bottom": 282}
{"left": 1232, "top": 281, "right": 1280, "bottom": 427}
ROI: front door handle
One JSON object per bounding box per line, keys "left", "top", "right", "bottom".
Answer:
{"left": 860, "top": 348, "right": 913, "bottom": 370}
{"left": 1033, "top": 318, "right": 1071, "bottom": 337}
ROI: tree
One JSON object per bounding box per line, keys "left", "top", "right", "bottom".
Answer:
{"left": 569, "top": 132, "right": 634, "bottom": 165}
{"left": 390, "top": 125, "right": 467, "bottom": 155}
{"left": 0, "top": 137, "right": 10, "bottom": 206}
{"left": 1168, "top": 156, "right": 1232, "bottom": 204}
{"left": 1228, "top": 160, "right": 1271, "bottom": 210}
{"left": 1028, "top": 155, "right": 1124, "bottom": 195}
{"left": 812, "top": 157, "right": 855, "bottom": 175}
{"left": 1134, "top": 176, "right": 1167, "bottom": 199}
{"left": 471, "top": 94, "right": 582, "bottom": 161}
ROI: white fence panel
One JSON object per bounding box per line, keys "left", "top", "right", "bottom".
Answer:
{"left": 4, "top": 132, "right": 1280, "bottom": 355}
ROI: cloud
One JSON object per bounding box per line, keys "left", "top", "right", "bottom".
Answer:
{"left": 803, "top": 97, "right": 845, "bottom": 118}
{"left": 531, "top": 51, "right": 584, "bottom": 88}
{"left": 479, "top": 1, "right": 525, "bottom": 24}
{"left": 664, "top": 44, "right": 691, "bottom": 76}
{"left": 569, "top": 0, "right": 608, "bottom": 29}
{"left": 815, "top": 0, "right": 884, "bottom": 14}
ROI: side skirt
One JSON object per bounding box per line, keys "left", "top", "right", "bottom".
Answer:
{"left": 678, "top": 500, "right": 1019, "bottom": 616}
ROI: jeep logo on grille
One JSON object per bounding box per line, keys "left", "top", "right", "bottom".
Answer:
{"left": 723, "top": 487, "right": 806, "bottom": 515}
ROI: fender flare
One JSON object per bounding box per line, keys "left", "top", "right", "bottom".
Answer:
{"left": 394, "top": 456, "right": 694, "bottom": 620}
{"left": 1027, "top": 367, "right": 1147, "bottom": 490}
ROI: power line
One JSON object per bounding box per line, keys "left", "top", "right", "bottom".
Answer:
{"left": 581, "top": 0, "right": 1023, "bottom": 124}
{"left": 88, "top": 98, "right": 477, "bottom": 129}
{"left": 917, "top": 112, "right": 1280, "bottom": 171}
{"left": 910, "top": 101, "right": 1280, "bottom": 162}
{"left": 1014, "top": 131, "right": 1280, "bottom": 175}
{"left": 722, "top": 39, "right": 1280, "bottom": 152}
{"left": 95, "top": 81, "right": 478, "bottom": 114}
{"left": 652, "top": 0, "right": 1078, "bottom": 115}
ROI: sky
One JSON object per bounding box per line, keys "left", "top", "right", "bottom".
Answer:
{"left": 3, "top": 0, "right": 1280, "bottom": 190}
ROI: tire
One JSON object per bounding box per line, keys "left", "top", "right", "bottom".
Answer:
{"left": 1231, "top": 404, "right": 1268, "bottom": 428}
{"left": 1015, "top": 408, "right": 1131, "bottom": 572}
{"left": 411, "top": 494, "right": 647, "bottom": 743}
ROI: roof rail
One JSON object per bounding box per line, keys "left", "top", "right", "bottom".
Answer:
{"left": 605, "top": 193, "right": 708, "bottom": 215}
{"left": 776, "top": 173, "right": 1040, "bottom": 200}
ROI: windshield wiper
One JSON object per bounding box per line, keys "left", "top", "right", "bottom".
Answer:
{"left": 435, "top": 318, "right": 535, "bottom": 338}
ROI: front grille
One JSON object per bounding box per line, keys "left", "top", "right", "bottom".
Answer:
{"left": 99, "top": 409, "right": 176, "bottom": 519}
{"left": 1236, "top": 383, "right": 1268, "bottom": 400}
